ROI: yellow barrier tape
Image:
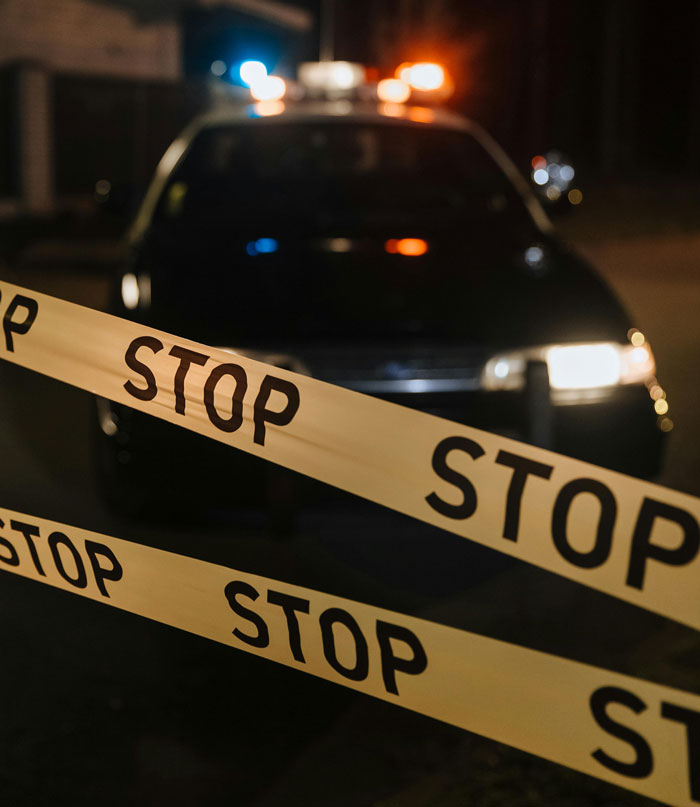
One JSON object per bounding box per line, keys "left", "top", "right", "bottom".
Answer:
{"left": 0, "top": 505, "right": 697, "bottom": 805}
{"left": 0, "top": 280, "right": 698, "bottom": 632}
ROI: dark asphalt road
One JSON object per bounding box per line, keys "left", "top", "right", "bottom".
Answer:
{"left": 0, "top": 248, "right": 696, "bottom": 805}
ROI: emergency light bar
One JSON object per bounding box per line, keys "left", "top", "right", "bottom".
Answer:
{"left": 299, "top": 61, "right": 365, "bottom": 94}
{"left": 241, "top": 60, "right": 452, "bottom": 105}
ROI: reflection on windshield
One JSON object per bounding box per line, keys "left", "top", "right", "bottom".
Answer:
{"left": 154, "top": 122, "right": 525, "bottom": 226}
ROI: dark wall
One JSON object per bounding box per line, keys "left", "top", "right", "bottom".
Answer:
{"left": 182, "top": 6, "right": 316, "bottom": 79}
{"left": 53, "top": 73, "right": 204, "bottom": 197}
{"left": 0, "top": 66, "right": 19, "bottom": 197}
{"left": 342, "top": 0, "right": 700, "bottom": 180}
{"left": 6, "top": 0, "right": 700, "bottom": 204}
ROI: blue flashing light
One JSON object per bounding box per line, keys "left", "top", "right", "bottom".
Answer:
{"left": 256, "top": 238, "right": 278, "bottom": 253}
{"left": 239, "top": 60, "right": 268, "bottom": 87}
{"left": 246, "top": 238, "right": 278, "bottom": 256}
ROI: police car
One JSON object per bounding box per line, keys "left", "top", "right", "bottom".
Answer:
{"left": 94, "top": 61, "right": 666, "bottom": 514}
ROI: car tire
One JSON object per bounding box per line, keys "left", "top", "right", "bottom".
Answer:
{"left": 91, "top": 402, "right": 173, "bottom": 519}
{"left": 265, "top": 465, "right": 299, "bottom": 536}
{"left": 92, "top": 425, "right": 152, "bottom": 519}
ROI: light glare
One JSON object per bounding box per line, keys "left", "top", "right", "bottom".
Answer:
{"left": 386, "top": 238, "right": 428, "bottom": 256}
{"left": 494, "top": 360, "right": 510, "bottom": 379}
{"left": 240, "top": 60, "right": 267, "bottom": 86}
{"left": 377, "top": 78, "right": 411, "bottom": 103}
{"left": 621, "top": 343, "right": 654, "bottom": 383}
{"left": 395, "top": 62, "right": 412, "bottom": 80}
{"left": 299, "top": 61, "right": 364, "bottom": 91}
{"left": 328, "top": 62, "right": 358, "bottom": 89}
{"left": 406, "top": 62, "right": 445, "bottom": 91}
{"left": 328, "top": 238, "right": 352, "bottom": 252}
{"left": 408, "top": 106, "right": 434, "bottom": 123}
{"left": 482, "top": 342, "right": 654, "bottom": 392}
{"left": 629, "top": 346, "right": 649, "bottom": 364}
{"left": 249, "top": 75, "right": 286, "bottom": 102}
{"left": 253, "top": 100, "right": 285, "bottom": 117}
{"left": 379, "top": 102, "right": 404, "bottom": 117}
{"left": 121, "top": 273, "right": 139, "bottom": 310}
{"left": 560, "top": 164, "right": 575, "bottom": 181}
{"left": 547, "top": 344, "right": 621, "bottom": 389}
{"left": 525, "top": 246, "right": 544, "bottom": 266}
{"left": 247, "top": 238, "right": 278, "bottom": 255}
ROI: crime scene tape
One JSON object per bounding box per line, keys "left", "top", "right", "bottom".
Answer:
{"left": 0, "top": 280, "right": 699, "bottom": 633}
{"left": 0, "top": 504, "right": 698, "bottom": 806}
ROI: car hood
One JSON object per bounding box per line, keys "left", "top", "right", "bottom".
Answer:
{"left": 134, "top": 224, "right": 631, "bottom": 354}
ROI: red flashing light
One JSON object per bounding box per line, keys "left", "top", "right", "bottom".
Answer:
{"left": 386, "top": 238, "right": 428, "bottom": 257}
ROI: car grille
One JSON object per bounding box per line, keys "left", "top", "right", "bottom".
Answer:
{"left": 293, "top": 344, "right": 487, "bottom": 394}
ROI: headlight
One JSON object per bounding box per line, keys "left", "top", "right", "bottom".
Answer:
{"left": 482, "top": 341, "right": 655, "bottom": 391}
{"left": 547, "top": 344, "right": 622, "bottom": 389}
{"left": 121, "top": 273, "right": 151, "bottom": 310}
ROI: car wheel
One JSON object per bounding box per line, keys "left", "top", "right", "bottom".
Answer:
{"left": 265, "top": 465, "right": 299, "bottom": 536}
{"left": 92, "top": 426, "right": 152, "bottom": 519}
{"left": 91, "top": 400, "right": 168, "bottom": 519}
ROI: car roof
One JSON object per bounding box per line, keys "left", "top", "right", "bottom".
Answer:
{"left": 129, "top": 99, "right": 552, "bottom": 243}
{"left": 195, "top": 99, "right": 477, "bottom": 132}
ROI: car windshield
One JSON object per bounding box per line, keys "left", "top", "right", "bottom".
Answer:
{"left": 153, "top": 120, "right": 530, "bottom": 229}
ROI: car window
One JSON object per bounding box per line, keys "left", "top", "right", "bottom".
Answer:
{"left": 153, "top": 121, "right": 528, "bottom": 227}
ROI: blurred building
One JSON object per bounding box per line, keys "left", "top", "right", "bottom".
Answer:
{"left": 357, "top": 0, "right": 700, "bottom": 181}
{"left": 0, "top": 0, "right": 312, "bottom": 218}
{"left": 2, "top": 0, "right": 697, "bottom": 224}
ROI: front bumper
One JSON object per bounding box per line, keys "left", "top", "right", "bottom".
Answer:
{"left": 370, "top": 382, "right": 665, "bottom": 477}
{"left": 96, "top": 374, "right": 665, "bottom": 486}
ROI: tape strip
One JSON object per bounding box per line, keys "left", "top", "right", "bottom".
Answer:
{"left": 0, "top": 504, "right": 697, "bottom": 806}
{"left": 1, "top": 280, "right": 699, "bottom": 631}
